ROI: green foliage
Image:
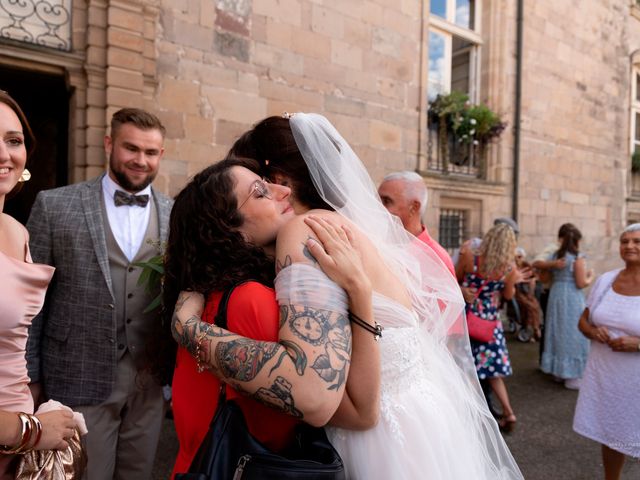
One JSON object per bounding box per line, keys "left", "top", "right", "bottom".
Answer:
{"left": 132, "top": 241, "right": 165, "bottom": 314}
{"left": 429, "top": 91, "right": 506, "bottom": 146}
{"left": 632, "top": 151, "right": 640, "bottom": 173}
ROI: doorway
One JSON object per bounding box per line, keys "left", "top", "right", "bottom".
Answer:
{"left": 1, "top": 64, "right": 70, "bottom": 224}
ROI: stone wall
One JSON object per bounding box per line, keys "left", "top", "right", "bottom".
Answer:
{"left": 153, "top": 0, "right": 426, "bottom": 196}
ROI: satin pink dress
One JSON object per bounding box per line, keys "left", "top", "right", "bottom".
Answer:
{"left": 0, "top": 245, "right": 54, "bottom": 478}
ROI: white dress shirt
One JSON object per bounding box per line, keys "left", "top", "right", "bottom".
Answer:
{"left": 102, "top": 174, "right": 152, "bottom": 261}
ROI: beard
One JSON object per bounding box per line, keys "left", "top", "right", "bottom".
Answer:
{"left": 109, "top": 152, "right": 157, "bottom": 192}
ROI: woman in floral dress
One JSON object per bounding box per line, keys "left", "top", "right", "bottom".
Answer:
{"left": 457, "top": 224, "right": 525, "bottom": 432}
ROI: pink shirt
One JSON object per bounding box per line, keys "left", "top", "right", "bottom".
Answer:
{"left": 416, "top": 227, "right": 456, "bottom": 277}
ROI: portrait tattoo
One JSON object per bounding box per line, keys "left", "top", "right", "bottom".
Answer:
{"left": 253, "top": 376, "right": 303, "bottom": 418}
{"left": 215, "top": 339, "right": 279, "bottom": 381}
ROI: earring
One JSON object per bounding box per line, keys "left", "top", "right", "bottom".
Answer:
{"left": 19, "top": 169, "right": 31, "bottom": 182}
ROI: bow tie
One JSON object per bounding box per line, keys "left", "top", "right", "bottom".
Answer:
{"left": 113, "top": 190, "right": 150, "bottom": 207}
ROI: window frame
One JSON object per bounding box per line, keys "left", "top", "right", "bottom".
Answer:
{"left": 427, "top": 2, "right": 483, "bottom": 104}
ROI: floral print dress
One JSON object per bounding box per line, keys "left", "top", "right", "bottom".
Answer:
{"left": 462, "top": 257, "right": 513, "bottom": 379}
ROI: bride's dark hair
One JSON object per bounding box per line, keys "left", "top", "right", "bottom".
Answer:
{"left": 150, "top": 157, "right": 275, "bottom": 384}
{"left": 227, "top": 116, "right": 334, "bottom": 211}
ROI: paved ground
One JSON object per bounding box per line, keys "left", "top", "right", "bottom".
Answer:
{"left": 152, "top": 332, "right": 640, "bottom": 479}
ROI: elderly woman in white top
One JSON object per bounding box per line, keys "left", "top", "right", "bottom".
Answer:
{"left": 573, "top": 223, "right": 640, "bottom": 480}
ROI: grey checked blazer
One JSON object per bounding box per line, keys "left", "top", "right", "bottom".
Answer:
{"left": 25, "top": 174, "right": 173, "bottom": 406}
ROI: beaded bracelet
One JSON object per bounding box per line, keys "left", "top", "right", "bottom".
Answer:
{"left": 348, "top": 311, "right": 383, "bottom": 341}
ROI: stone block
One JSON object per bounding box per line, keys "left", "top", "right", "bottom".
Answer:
{"left": 265, "top": 18, "right": 293, "bottom": 49}
{"left": 325, "top": 95, "right": 366, "bottom": 117}
{"left": 106, "top": 86, "right": 143, "bottom": 109}
{"left": 215, "top": 119, "right": 250, "bottom": 146}
{"left": 108, "top": 5, "right": 144, "bottom": 32}
{"left": 186, "top": 115, "right": 214, "bottom": 143}
{"left": 254, "top": 0, "right": 302, "bottom": 26}
{"left": 290, "top": 28, "right": 331, "bottom": 61}
{"left": 259, "top": 79, "right": 323, "bottom": 109}
{"left": 156, "top": 110, "right": 186, "bottom": 139}
{"left": 343, "top": 17, "right": 372, "bottom": 47}
{"left": 254, "top": 43, "right": 304, "bottom": 75}
{"left": 372, "top": 27, "right": 404, "bottom": 59}
{"left": 107, "top": 47, "right": 144, "bottom": 70}
{"left": 369, "top": 120, "right": 402, "bottom": 151}
{"left": 331, "top": 39, "right": 363, "bottom": 69}
{"left": 311, "top": 4, "right": 344, "bottom": 38}
{"left": 202, "top": 86, "right": 267, "bottom": 124}
{"left": 106, "top": 67, "right": 144, "bottom": 90}
{"left": 107, "top": 28, "right": 144, "bottom": 52}
{"left": 157, "top": 78, "right": 201, "bottom": 115}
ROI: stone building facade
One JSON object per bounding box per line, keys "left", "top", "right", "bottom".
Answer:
{"left": 1, "top": 0, "right": 639, "bottom": 273}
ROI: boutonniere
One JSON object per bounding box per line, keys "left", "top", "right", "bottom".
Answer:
{"left": 133, "top": 239, "right": 165, "bottom": 313}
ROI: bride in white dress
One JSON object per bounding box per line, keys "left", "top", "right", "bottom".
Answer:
{"left": 283, "top": 114, "right": 522, "bottom": 479}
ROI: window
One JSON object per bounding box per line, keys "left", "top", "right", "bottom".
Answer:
{"left": 439, "top": 208, "right": 467, "bottom": 252}
{"left": 427, "top": 0, "right": 481, "bottom": 102}
{"left": 632, "top": 68, "right": 640, "bottom": 162}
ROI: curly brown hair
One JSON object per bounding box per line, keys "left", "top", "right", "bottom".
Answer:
{"left": 151, "top": 157, "right": 275, "bottom": 383}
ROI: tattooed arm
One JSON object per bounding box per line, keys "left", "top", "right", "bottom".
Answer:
{"left": 278, "top": 214, "right": 381, "bottom": 430}
{"left": 172, "top": 213, "right": 376, "bottom": 427}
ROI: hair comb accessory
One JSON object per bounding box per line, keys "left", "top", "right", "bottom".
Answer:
{"left": 282, "top": 112, "right": 296, "bottom": 119}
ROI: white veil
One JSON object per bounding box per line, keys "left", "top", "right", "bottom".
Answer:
{"left": 289, "top": 113, "right": 523, "bottom": 479}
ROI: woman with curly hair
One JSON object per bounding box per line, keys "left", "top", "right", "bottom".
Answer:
{"left": 456, "top": 223, "right": 524, "bottom": 432}
{"left": 163, "top": 156, "right": 376, "bottom": 478}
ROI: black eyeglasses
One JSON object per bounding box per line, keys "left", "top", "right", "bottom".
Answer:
{"left": 238, "top": 178, "right": 272, "bottom": 209}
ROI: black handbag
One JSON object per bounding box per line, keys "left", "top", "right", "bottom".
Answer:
{"left": 175, "top": 283, "right": 345, "bottom": 480}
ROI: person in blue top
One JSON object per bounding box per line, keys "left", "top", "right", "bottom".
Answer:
{"left": 535, "top": 223, "right": 595, "bottom": 389}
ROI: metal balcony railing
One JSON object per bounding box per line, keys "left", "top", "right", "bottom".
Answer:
{"left": 425, "top": 122, "right": 485, "bottom": 178}
{"left": 0, "top": 0, "right": 72, "bottom": 51}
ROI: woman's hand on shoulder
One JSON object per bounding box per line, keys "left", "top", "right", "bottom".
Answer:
{"left": 303, "top": 215, "right": 371, "bottom": 297}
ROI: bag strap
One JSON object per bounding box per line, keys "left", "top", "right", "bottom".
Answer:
{"left": 213, "top": 280, "right": 255, "bottom": 403}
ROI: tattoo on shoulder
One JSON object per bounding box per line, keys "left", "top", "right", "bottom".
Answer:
{"left": 276, "top": 255, "right": 292, "bottom": 274}
{"left": 302, "top": 237, "right": 318, "bottom": 264}
{"left": 215, "top": 339, "right": 280, "bottom": 381}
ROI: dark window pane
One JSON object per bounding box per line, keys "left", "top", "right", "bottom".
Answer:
{"left": 430, "top": 0, "right": 447, "bottom": 18}
{"left": 636, "top": 112, "right": 640, "bottom": 142}
{"left": 451, "top": 35, "right": 472, "bottom": 95}
{"left": 636, "top": 73, "right": 640, "bottom": 102}
{"left": 439, "top": 209, "right": 467, "bottom": 252}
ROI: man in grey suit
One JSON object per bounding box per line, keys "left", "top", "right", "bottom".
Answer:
{"left": 26, "top": 108, "right": 173, "bottom": 480}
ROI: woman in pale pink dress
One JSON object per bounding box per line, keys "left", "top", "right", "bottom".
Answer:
{"left": 0, "top": 90, "right": 77, "bottom": 478}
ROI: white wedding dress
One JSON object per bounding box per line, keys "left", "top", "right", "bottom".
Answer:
{"left": 276, "top": 265, "right": 520, "bottom": 479}
{"left": 280, "top": 113, "right": 523, "bottom": 479}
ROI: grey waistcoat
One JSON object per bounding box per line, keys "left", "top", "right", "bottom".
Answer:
{"left": 102, "top": 199, "right": 160, "bottom": 368}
